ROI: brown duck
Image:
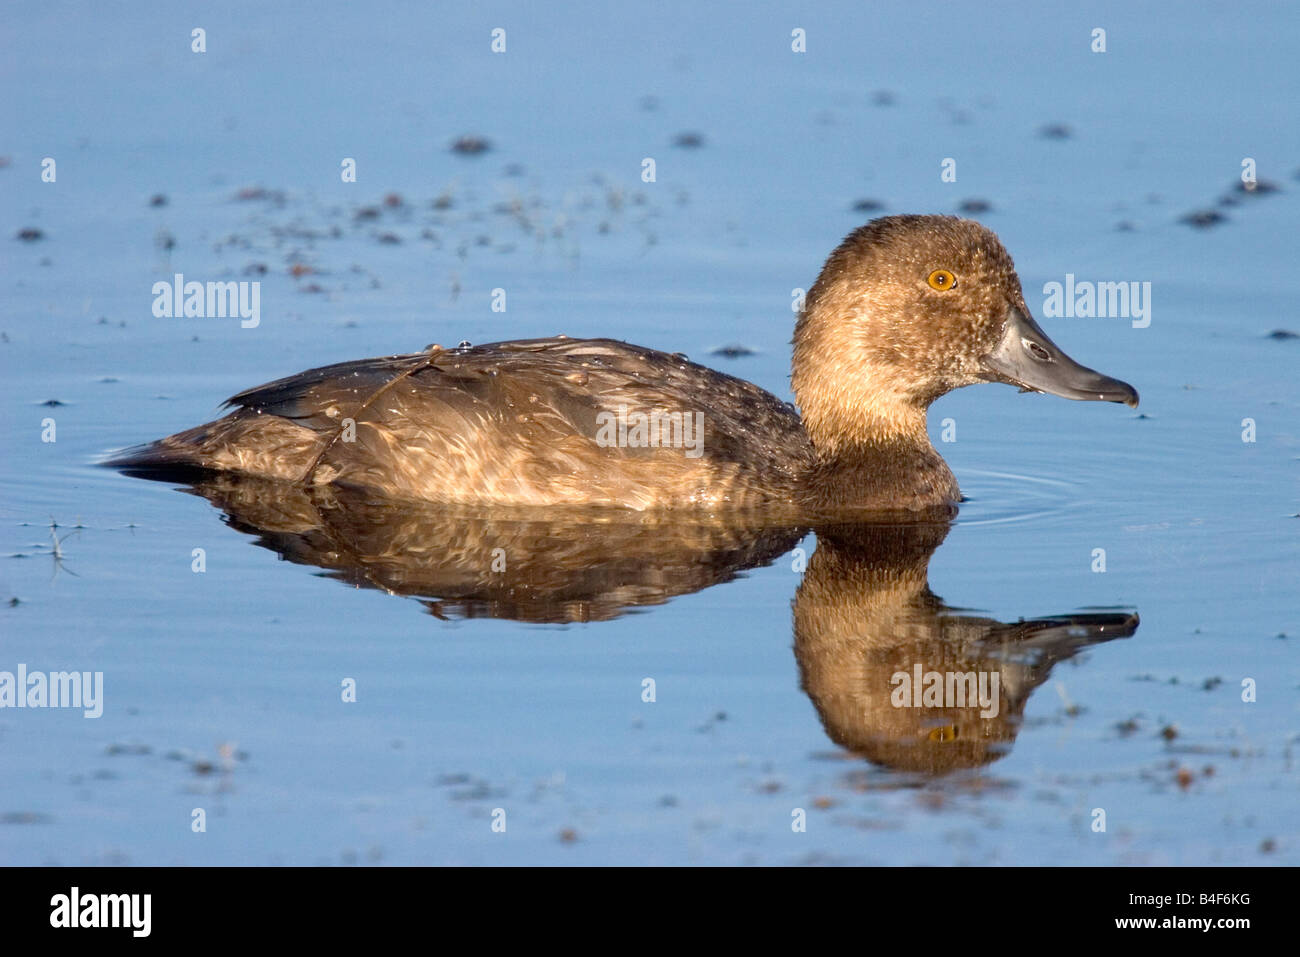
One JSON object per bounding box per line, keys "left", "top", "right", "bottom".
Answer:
{"left": 110, "top": 215, "right": 1138, "bottom": 513}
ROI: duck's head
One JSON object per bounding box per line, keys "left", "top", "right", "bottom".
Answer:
{"left": 792, "top": 215, "right": 1138, "bottom": 452}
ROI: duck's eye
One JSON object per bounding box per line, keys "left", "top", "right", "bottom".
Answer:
{"left": 927, "top": 269, "right": 957, "bottom": 291}
{"left": 927, "top": 725, "right": 958, "bottom": 743}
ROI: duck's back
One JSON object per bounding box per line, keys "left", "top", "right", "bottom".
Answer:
{"left": 114, "top": 337, "right": 813, "bottom": 509}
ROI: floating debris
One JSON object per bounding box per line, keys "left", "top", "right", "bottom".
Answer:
{"left": 450, "top": 135, "right": 492, "bottom": 155}
{"left": 16, "top": 227, "right": 43, "bottom": 242}
{"left": 149, "top": 193, "right": 168, "bottom": 207}
{"left": 958, "top": 198, "right": 993, "bottom": 214}
{"left": 1235, "top": 178, "right": 1281, "bottom": 195}
{"left": 851, "top": 198, "right": 886, "bottom": 213}
{"left": 672, "top": 131, "right": 705, "bottom": 148}
{"left": 871, "top": 89, "right": 896, "bottom": 107}
{"left": 233, "top": 186, "right": 283, "bottom": 202}
{"left": 711, "top": 344, "right": 755, "bottom": 358}
{"left": 105, "top": 743, "right": 151, "bottom": 756}
{"left": 1180, "top": 209, "right": 1227, "bottom": 229}
{"left": 1266, "top": 328, "right": 1298, "bottom": 340}
{"left": 1038, "top": 123, "right": 1073, "bottom": 140}
{"left": 0, "top": 811, "right": 51, "bottom": 825}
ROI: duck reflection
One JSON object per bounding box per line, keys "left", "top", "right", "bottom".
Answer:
{"left": 794, "top": 523, "right": 1136, "bottom": 774}
{"left": 163, "top": 474, "right": 1136, "bottom": 773}
{"left": 177, "top": 475, "right": 806, "bottom": 623}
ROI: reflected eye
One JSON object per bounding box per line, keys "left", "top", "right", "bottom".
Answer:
{"left": 927, "top": 269, "right": 957, "bottom": 291}
{"left": 927, "top": 725, "right": 958, "bottom": 743}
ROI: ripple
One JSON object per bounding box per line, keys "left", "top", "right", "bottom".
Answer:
{"left": 953, "top": 468, "right": 1083, "bottom": 528}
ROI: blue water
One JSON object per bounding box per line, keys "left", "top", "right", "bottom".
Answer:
{"left": 1, "top": 1, "right": 1296, "bottom": 864}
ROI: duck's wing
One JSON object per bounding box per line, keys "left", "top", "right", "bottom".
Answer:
{"left": 223, "top": 352, "right": 433, "bottom": 430}
{"left": 445, "top": 337, "right": 805, "bottom": 466}
{"left": 111, "top": 337, "right": 813, "bottom": 508}
{"left": 310, "top": 337, "right": 813, "bottom": 507}
{"left": 107, "top": 352, "right": 433, "bottom": 480}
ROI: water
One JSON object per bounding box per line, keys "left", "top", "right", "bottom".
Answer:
{"left": 1, "top": 0, "right": 1296, "bottom": 865}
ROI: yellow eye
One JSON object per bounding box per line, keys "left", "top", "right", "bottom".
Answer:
{"left": 927, "top": 725, "right": 958, "bottom": 743}
{"left": 927, "top": 269, "right": 957, "bottom": 291}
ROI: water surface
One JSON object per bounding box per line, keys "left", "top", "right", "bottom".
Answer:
{"left": 2, "top": 1, "right": 1297, "bottom": 865}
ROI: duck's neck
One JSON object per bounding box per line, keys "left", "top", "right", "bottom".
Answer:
{"left": 791, "top": 317, "right": 958, "bottom": 511}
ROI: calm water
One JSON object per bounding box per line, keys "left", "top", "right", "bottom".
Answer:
{"left": 2, "top": 1, "right": 1297, "bottom": 865}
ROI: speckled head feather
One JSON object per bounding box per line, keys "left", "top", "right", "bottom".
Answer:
{"left": 793, "top": 215, "right": 1028, "bottom": 453}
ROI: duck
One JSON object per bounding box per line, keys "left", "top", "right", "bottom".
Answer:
{"left": 110, "top": 215, "right": 1137, "bottom": 513}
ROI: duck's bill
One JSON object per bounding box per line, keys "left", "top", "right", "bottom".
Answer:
{"left": 980, "top": 305, "right": 1139, "bottom": 408}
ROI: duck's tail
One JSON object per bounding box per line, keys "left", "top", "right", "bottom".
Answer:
{"left": 104, "top": 409, "right": 325, "bottom": 483}
{"left": 102, "top": 436, "right": 222, "bottom": 482}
